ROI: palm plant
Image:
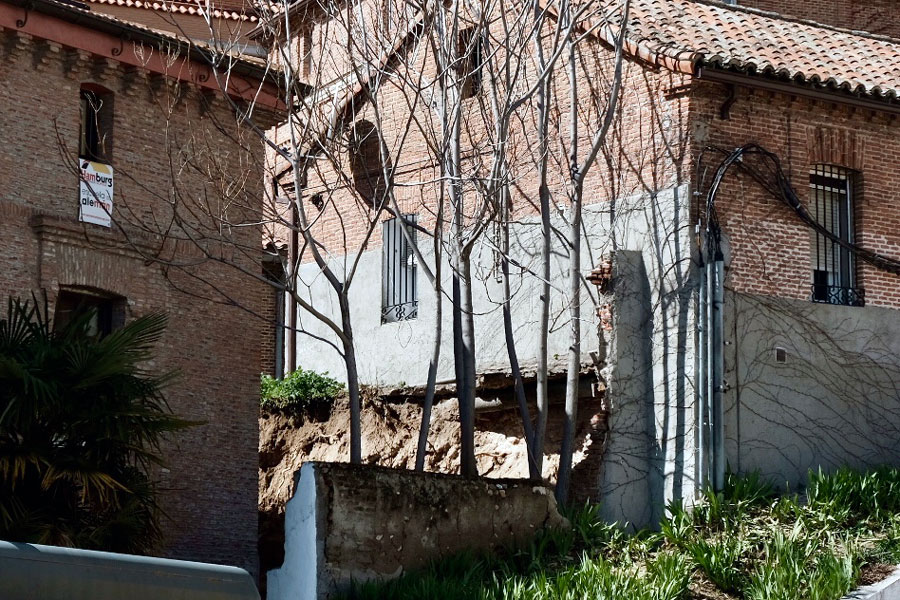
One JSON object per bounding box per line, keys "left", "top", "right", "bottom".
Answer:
{"left": 0, "top": 295, "right": 189, "bottom": 553}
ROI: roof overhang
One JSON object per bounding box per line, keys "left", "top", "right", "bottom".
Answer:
{"left": 697, "top": 67, "right": 900, "bottom": 118}
{"left": 0, "top": 0, "right": 285, "bottom": 112}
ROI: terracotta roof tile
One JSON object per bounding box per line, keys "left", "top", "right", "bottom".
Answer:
{"left": 84, "top": 0, "right": 260, "bottom": 21}
{"left": 604, "top": 0, "right": 900, "bottom": 101}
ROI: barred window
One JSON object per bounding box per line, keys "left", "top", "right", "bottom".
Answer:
{"left": 382, "top": 215, "right": 418, "bottom": 323}
{"left": 809, "top": 165, "right": 863, "bottom": 306}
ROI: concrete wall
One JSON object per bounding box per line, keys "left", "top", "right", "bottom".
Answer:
{"left": 290, "top": 206, "right": 612, "bottom": 388}
{"left": 592, "top": 186, "right": 698, "bottom": 528}
{"left": 724, "top": 292, "right": 900, "bottom": 489}
{"left": 267, "top": 462, "right": 568, "bottom": 600}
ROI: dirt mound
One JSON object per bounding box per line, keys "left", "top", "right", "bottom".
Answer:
{"left": 258, "top": 394, "right": 607, "bottom": 581}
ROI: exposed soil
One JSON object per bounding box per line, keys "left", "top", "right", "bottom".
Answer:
{"left": 258, "top": 393, "right": 607, "bottom": 581}
{"left": 859, "top": 562, "right": 897, "bottom": 586}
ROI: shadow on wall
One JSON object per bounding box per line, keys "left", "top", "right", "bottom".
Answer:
{"left": 725, "top": 292, "right": 900, "bottom": 489}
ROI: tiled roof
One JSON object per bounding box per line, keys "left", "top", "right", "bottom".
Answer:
{"left": 599, "top": 0, "right": 900, "bottom": 101}
{"left": 84, "top": 0, "right": 260, "bottom": 21}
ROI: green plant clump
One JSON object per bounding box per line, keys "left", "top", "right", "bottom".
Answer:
{"left": 345, "top": 466, "right": 900, "bottom": 600}
{"left": 260, "top": 368, "right": 344, "bottom": 413}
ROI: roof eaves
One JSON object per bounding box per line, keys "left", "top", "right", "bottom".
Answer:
{"left": 697, "top": 66, "right": 900, "bottom": 116}
{"left": 5, "top": 0, "right": 274, "bottom": 81}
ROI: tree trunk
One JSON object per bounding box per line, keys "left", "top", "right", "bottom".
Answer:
{"left": 533, "top": 31, "right": 552, "bottom": 475}
{"left": 457, "top": 255, "right": 478, "bottom": 477}
{"left": 415, "top": 279, "right": 442, "bottom": 471}
{"left": 339, "top": 295, "right": 362, "bottom": 464}
{"left": 500, "top": 188, "right": 539, "bottom": 480}
{"left": 556, "top": 182, "right": 583, "bottom": 505}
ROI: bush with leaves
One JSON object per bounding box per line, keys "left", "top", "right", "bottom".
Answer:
{"left": 260, "top": 368, "right": 344, "bottom": 414}
{"left": 0, "top": 296, "right": 189, "bottom": 553}
{"left": 346, "top": 467, "right": 900, "bottom": 600}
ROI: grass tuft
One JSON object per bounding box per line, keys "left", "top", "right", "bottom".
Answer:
{"left": 343, "top": 467, "right": 900, "bottom": 600}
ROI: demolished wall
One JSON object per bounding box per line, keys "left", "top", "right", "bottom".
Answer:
{"left": 267, "top": 462, "right": 568, "bottom": 600}
{"left": 258, "top": 391, "right": 606, "bottom": 584}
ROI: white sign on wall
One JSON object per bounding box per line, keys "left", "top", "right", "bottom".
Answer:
{"left": 79, "top": 160, "right": 114, "bottom": 227}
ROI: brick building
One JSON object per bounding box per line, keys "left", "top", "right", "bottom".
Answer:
{"left": 262, "top": 0, "right": 900, "bottom": 528}
{"left": 0, "top": 0, "right": 281, "bottom": 573}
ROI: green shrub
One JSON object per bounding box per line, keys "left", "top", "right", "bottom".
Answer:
{"left": 260, "top": 368, "right": 344, "bottom": 413}
{"left": 685, "top": 536, "right": 746, "bottom": 594}
{"left": 746, "top": 529, "right": 858, "bottom": 600}
{"left": 647, "top": 552, "right": 691, "bottom": 600}
{"left": 807, "top": 466, "right": 900, "bottom": 526}
{"left": 661, "top": 499, "right": 695, "bottom": 548}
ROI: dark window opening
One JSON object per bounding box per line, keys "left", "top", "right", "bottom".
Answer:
{"left": 348, "top": 120, "right": 390, "bottom": 208}
{"left": 263, "top": 251, "right": 287, "bottom": 379}
{"left": 809, "top": 165, "right": 863, "bottom": 307}
{"left": 54, "top": 289, "right": 126, "bottom": 338}
{"left": 80, "top": 87, "right": 113, "bottom": 161}
{"left": 382, "top": 215, "right": 418, "bottom": 323}
{"left": 457, "top": 27, "right": 484, "bottom": 99}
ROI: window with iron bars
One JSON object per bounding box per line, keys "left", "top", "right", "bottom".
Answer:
{"left": 809, "top": 165, "right": 863, "bottom": 306}
{"left": 382, "top": 215, "right": 418, "bottom": 323}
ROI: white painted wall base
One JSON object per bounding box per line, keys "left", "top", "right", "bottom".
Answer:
{"left": 844, "top": 567, "right": 900, "bottom": 600}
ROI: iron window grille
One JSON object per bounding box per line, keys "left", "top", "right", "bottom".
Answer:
{"left": 809, "top": 165, "right": 863, "bottom": 307}
{"left": 382, "top": 215, "right": 418, "bottom": 323}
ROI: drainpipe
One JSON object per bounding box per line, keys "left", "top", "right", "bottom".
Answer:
{"left": 711, "top": 251, "right": 726, "bottom": 491}
{"left": 697, "top": 247, "right": 708, "bottom": 490}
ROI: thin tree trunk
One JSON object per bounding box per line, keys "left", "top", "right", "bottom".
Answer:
{"left": 533, "top": 19, "right": 552, "bottom": 475}
{"left": 500, "top": 186, "right": 539, "bottom": 480}
{"left": 415, "top": 275, "right": 442, "bottom": 471}
{"left": 556, "top": 181, "right": 582, "bottom": 505}
{"left": 556, "top": 10, "right": 580, "bottom": 504}
{"left": 339, "top": 295, "right": 362, "bottom": 464}
{"left": 457, "top": 254, "right": 478, "bottom": 477}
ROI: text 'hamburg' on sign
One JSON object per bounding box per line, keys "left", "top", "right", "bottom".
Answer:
{"left": 79, "top": 160, "right": 114, "bottom": 227}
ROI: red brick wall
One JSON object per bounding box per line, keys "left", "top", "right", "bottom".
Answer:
{"left": 0, "top": 29, "right": 264, "bottom": 574}
{"left": 268, "top": 42, "right": 692, "bottom": 263}
{"left": 741, "top": 0, "right": 900, "bottom": 39}
{"left": 690, "top": 81, "right": 900, "bottom": 307}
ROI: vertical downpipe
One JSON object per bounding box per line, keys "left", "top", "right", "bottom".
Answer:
{"left": 705, "top": 257, "right": 716, "bottom": 488}
{"left": 712, "top": 253, "right": 726, "bottom": 491}
{"left": 697, "top": 254, "right": 708, "bottom": 490}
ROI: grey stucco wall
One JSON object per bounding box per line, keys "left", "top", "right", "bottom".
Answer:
{"left": 724, "top": 292, "right": 900, "bottom": 489}
{"left": 289, "top": 185, "right": 694, "bottom": 385}
{"left": 267, "top": 462, "right": 567, "bottom": 600}
{"left": 594, "top": 183, "right": 698, "bottom": 528}
{"left": 289, "top": 204, "right": 613, "bottom": 388}
{"left": 288, "top": 185, "right": 700, "bottom": 526}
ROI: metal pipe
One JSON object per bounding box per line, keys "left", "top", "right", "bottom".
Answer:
{"left": 712, "top": 254, "right": 726, "bottom": 490}
{"left": 706, "top": 257, "right": 716, "bottom": 487}
{"left": 697, "top": 254, "right": 708, "bottom": 490}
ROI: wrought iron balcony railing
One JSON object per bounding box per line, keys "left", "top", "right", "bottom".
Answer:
{"left": 810, "top": 284, "right": 864, "bottom": 307}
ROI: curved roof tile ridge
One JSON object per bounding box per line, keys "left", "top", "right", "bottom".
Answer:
{"left": 607, "top": 0, "right": 900, "bottom": 101}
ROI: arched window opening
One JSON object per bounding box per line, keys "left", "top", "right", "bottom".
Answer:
{"left": 348, "top": 120, "right": 389, "bottom": 208}
{"left": 457, "top": 27, "right": 484, "bottom": 99}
